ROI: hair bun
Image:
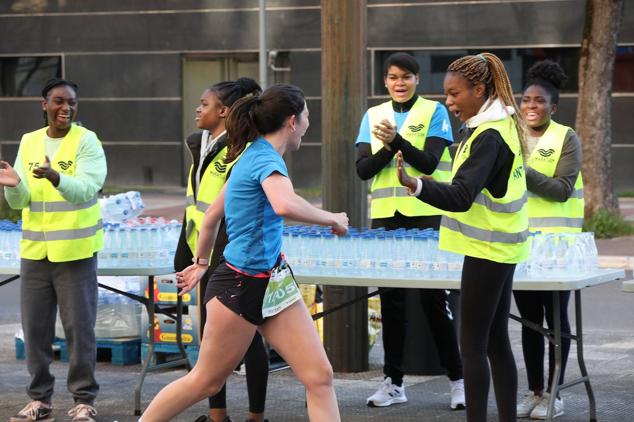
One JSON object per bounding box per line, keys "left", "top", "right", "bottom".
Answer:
{"left": 526, "top": 60, "right": 568, "bottom": 90}
{"left": 236, "top": 77, "right": 262, "bottom": 96}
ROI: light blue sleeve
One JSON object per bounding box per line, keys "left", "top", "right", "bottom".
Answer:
{"left": 428, "top": 103, "right": 454, "bottom": 143}
{"left": 355, "top": 111, "right": 371, "bottom": 145}
{"left": 255, "top": 152, "right": 289, "bottom": 184}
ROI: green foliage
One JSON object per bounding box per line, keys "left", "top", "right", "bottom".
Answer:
{"left": 618, "top": 191, "right": 634, "bottom": 198}
{"left": 583, "top": 208, "right": 634, "bottom": 239}
{"left": 0, "top": 194, "right": 21, "bottom": 222}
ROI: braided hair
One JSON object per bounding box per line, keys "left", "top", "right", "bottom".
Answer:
{"left": 448, "top": 52, "right": 528, "bottom": 158}
{"left": 524, "top": 60, "right": 568, "bottom": 105}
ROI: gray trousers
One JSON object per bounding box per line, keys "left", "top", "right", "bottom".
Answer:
{"left": 20, "top": 255, "right": 99, "bottom": 405}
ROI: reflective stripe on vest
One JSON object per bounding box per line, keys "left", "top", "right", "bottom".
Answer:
{"left": 526, "top": 121, "right": 584, "bottom": 233}
{"left": 439, "top": 117, "right": 529, "bottom": 264}
{"left": 23, "top": 220, "right": 103, "bottom": 241}
{"left": 29, "top": 196, "right": 98, "bottom": 212}
{"left": 184, "top": 143, "right": 247, "bottom": 255}
{"left": 20, "top": 124, "right": 104, "bottom": 262}
{"left": 368, "top": 97, "right": 453, "bottom": 219}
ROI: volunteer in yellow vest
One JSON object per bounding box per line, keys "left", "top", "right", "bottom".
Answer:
{"left": 173, "top": 77, "right": 270, "bottom": 422}
{"left": 0, "top": 79, "right": 106, "bottom": 422}
{"left": 397, "top": 53, "right": 530, "bottom": 422}
{"left": 355, "top": 52, "right": 465, "bottom": 410}
{"left": 514, "top": 60, "right": 583, "bottom": 420}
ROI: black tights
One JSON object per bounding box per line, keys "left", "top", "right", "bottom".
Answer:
{"left": 513, "top": 290, "right": 571, "bottom": 392}
{"left": 208, "top": 331, "right": 269, "bottom": 413}
{"left": 460, "top": 256, "right": 517, "bottom": 422}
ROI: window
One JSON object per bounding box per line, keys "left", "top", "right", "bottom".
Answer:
{"left": 0, "top": 56, "right": 62, "bottom": 97}
{"left": 374, "top": 48, "right": 587, "bottom": 96}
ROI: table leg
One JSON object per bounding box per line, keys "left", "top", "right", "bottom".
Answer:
{"left": 175, "top": 294, "right": 192, "bottom": 371}
{"left": 546, "top": 292, "right": 562, "bottom": 422}
{"left": 0, "top": 274, "right": 19, "bottom": 287}
{"left": 575, "top": 290, "right": 597, "bottom": 421}
{"left": 134, "top": 275, "right": 155, "bottom": 415}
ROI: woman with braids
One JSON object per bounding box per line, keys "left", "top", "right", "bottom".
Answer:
{"left": 514, "top": 60, "right": 583, "bottom": 420}
{"left": 397, "top": 52, "right": 529, "bottom": 421}
{"left": 174, "top": 77, "right": 270, "bottom": 422}
{"left": 141, "top": 84, "right": 348, "bottom": 422}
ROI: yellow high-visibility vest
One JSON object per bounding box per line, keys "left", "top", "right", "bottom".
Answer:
{"left": 439, "top": 117, "right": 529, "bottom": 264}
{"left": 21, "top": 124, "right": 103, "bottom": 262}
{"left": 368, "top": 97, "right": 452, "bottom": 219}
{"left": 184, "top": 141, "right": 248, "bottom": 255}
{"left": 526, "top": 121, "right": 584, "bottom": 233}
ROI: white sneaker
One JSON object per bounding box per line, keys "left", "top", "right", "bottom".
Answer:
{"left": 530, "top": 393, "right": 564, "bottom": 419}
{"left": 366, "top": 377, "right": 408, "bottom": 407}
{"left": 67, "top": 404, "right": 97, "bottom": 422}
{"left": 516, "top": 392, "right": 543, "bottom": 418}
{"left": 449, "top": 379, "right": 465, "bottom": 410}
{"left": 9, "top": 401, "right": 55, "bottom": 422}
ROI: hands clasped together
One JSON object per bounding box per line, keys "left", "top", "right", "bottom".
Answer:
{"left": 372, "top": 118, "right": 397, "bottom": 150}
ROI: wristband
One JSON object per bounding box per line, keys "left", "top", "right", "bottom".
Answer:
{"left": 192, "top": 257, "right": 209, "bottom": 265}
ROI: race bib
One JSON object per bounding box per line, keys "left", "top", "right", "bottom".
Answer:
{"left": 261, "top": 260, "right": 302, "bottom": 318}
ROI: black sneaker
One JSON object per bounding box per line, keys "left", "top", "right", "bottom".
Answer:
{"left": 245, "top": 419, "right": 269, "bottom": 422}
{"left": 10, "top": 401, "right": 55, "bottom": 422}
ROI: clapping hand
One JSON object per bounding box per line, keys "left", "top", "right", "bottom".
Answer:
{"left": 32, "top": 156, "right": 60, "bottom": 186}
{"left": 372, "top": 119, "right": 397, "bottom": 150}
{"left": 0, "top": 160, "right": 20, "bottom": 187}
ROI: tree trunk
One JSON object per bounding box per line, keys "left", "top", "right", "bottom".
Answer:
{"left": 321, "top": 0, "right": 368, "bottom": 372}
{"left": 575, "top": 0, "right": 624, "bottom": 216}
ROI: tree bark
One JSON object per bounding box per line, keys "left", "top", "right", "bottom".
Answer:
{"left": 575, "top": 0, "right": 624, "bottom": 216}
{"left": 321, "top": 0, "right": 368, "bottom": 372}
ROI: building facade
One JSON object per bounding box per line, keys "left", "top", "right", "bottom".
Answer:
{"left": 1, "top": 0, "right": 632, "bottom": 191}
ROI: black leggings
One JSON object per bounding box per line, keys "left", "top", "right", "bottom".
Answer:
{"left": 460, "top": 256, "right": 517, "bottom": 422}
{"left": 513, "top": 290, "right": 571, "bottom": 392}
{"left": 208, "top": 331, "right": 269, "bottom": 413}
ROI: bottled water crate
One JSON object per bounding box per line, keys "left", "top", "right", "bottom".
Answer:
{"left": 146, "top": 274, "right": 198, "bottom": 306}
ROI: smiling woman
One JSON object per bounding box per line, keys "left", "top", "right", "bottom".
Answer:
{"left": 0, "top": 77, "right": 107, "bottom": 422}
{"left": 41, "top": 79, "right": 78, "bottom": 138}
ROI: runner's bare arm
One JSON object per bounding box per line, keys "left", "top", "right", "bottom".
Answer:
{"left": 262, "top": 173, "right": 348, "bottom": 235}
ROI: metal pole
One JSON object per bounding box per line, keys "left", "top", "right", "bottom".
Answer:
{"left": 259, "top": 0, "right": 267, "bottom": 89}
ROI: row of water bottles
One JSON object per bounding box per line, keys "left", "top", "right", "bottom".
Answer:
{"left": 282, "top": 226, "right": 600, "bottom": 280}
{"left": 282, "top": 226, "right": 464, "bottom": 279}
{"left": 517, "top": 231, "right": 599, "bottom": 279}
{"left": 0, "top": 220, "right": 21, "bottom": 267}
{"left": 99, "top": 217, "right": 181, "bottom": 268}
{"left": 99, "top": 191, "right": 145, "bottom": 222}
